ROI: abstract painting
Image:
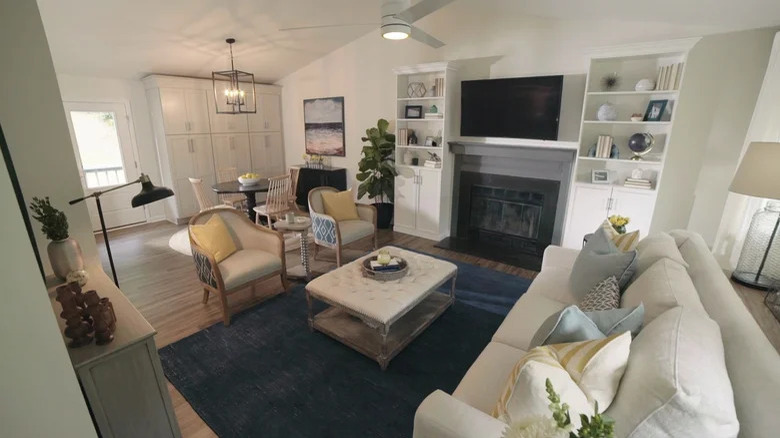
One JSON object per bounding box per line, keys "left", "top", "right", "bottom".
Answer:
{"left": 304, "top": 96, "right": 345, "bottom": 156}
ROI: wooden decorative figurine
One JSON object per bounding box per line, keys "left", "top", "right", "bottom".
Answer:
{"left": 85, "top": 290, "right": 114, "bottom": 345}
{"left": 56, "top": 285, "right": 93, "bottom": 348}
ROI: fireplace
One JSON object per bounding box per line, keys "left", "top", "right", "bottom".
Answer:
{"left": 438, "top": 141, "right": 575, "bottom": 270}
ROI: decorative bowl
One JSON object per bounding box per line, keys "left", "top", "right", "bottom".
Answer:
{"left": 635, "top": 78, "right": 656, "bottom": 92}
{"left": 630, "top": 115, "right": 643, "bottom": 122}
{"left": 362, "top": 256, "right": 408, "bottom": 281}
{"left": 238, "top": 176, "right": 261, "bottom": 186}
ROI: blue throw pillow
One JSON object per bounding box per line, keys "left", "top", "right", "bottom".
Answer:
{"left": 529, "top": 305, "right": 605, "bottom": 348}
{"left": 585, "top": 304, "right": 644, "bottom": 337}
{"left": 569, "top": 226, "right": 638, "bottom": 298}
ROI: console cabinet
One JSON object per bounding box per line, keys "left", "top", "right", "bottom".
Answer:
{"left": 143, "top": 75, "right": 285, "bottom": 223}
{"left": 394, "top": 166, "right": 442, "bottom": 237}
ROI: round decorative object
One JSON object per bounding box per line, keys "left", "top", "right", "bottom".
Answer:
{"left": 237, "top": 176, "right": 261, "bottom": 186}
{"left": 362, "top": 256, "right": 409, "bottom": 281}
{"left": 597, "top": 103, "right": 618, "bottom": 121}
{"left": 66, "top": 269, "right": 89, "bottom": 287}
{"left": 628, "top": 132, "right": 655, "bottom": 160}
{"left": 407, "top": 82, "right": 427, "bottom": 98}
{"left": 635, "top": 78, "right": 656, "bottom": 91}
{"left": 601, "top": 73, "right": 619, "bottom": 91}
{"left": 429, "top": 104, "right": 438, "bottom": 113}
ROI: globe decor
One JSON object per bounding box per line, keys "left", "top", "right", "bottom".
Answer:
{"left": 628, "top": 132, "right": 654, "bottom": 160}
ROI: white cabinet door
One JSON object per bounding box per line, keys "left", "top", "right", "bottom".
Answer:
{"left": 167, "top": 135, "right": 195, "bottom": 179}
{"left": 190, "top": 134, "right": 214, "bottom": 177}
{"left": 231, "top": 134, "right": 252, "bottom": 175}
{"left": 416, "top": 168, "right": 442, "bottom": 235}
{"left": 562, "top": 184, "right": 612, "bottom": 248}
{"left": 249, "top": 133, "right": 269, "bottom": 176}
{"left": 159, "top": 89, "right": 188, "bottom": 135}
{"left": 394, "top": 166, "right": 417, "bottom": 230}
{"left": 611, "top": 188, "right": 657, "bottom": 237}
{"left": 184, "top": 89, "right": 211, "bottom": 134}
{"left": 264, "top": 132, "right": 284, "bottom": 175}
{"left": 208, "top": 94, "right": 249, "bottom": 133}
{"left": 211, "top": 134, "right": 231, "bottom": 173}
{"left": 261, "top": 94, "right": 281, "bottom": 131}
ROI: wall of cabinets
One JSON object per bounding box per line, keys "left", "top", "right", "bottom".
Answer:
{"left": 143, "top": 75, "right": 284, "bottom": 223}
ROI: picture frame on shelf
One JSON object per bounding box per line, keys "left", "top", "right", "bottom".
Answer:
{"left": 643, "top": 99, "right": 668, "bottom": 122}
{"left": 591, "top": 169, "right": 611, "bottom": 184}
{"left": 424, "top": 136, "right": 436, "bottom": 146}
{"left": 404, "top": 105, "right": 423, "bottom": 119}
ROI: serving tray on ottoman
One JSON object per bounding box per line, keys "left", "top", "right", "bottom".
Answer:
{"left": 304, "top": 246, "right": 457, "bottom": 370}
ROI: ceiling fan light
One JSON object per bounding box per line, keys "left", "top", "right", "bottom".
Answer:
{"left": 381, "top": 23, "right": 410, "bottom": 40}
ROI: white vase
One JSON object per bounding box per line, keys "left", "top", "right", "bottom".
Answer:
{"left": 48, "top": 238, "right": 84, "bottom": 280}
{"left": 597, "top": 103, "right": 618, "bottom": 121}
{"left": 635, "top": 78, "right": 656, "bottom": 91}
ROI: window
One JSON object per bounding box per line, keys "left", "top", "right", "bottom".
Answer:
{"left": 69, "top": 111, "right": 127, "bottom": 189}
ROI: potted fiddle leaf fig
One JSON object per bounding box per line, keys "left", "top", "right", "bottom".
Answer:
{"left": 357, "top": 118, "right": 397, "bottom": 228}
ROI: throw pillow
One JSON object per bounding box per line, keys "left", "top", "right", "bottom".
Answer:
{"left": 493, "top": 333, "right": 632, "bottom": 427}
{"left": 189, "top": 214, "right": 237, "bottom": 263}
{"left": 604, "top": 307, "right": 739, "bottom": 437}
{"left": 621, "top": 258, "right": 705, "bottom": 325}
{"left": 585, "top": 304, "right": 644, "bottom": 337}
{"left": 579, "top": 276, "right": 620, "bottom": 311}
{"left": 321, "top": 189, "right": 359, "bottom": 222}
{"left": 569, "top": 226, "right": 637, "bottom": 298}
{"left": 600, "top": 220, "right": 640, "bottom": 252}
{"left": 529, "top": 305, "right": 605, "bottom": 348}
{"left": 635, "top": 232, "right": 689, "bottom": 276}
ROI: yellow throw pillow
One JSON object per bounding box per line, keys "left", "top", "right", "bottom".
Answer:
{"left": 190, "top": 214, "right": 237, "bottom": 263}
{"left": 601, "top": 220, "right": 639, "bottom": 252}
{"left": 321, "top": 189, "right": 360, "bottom": 222}
{"left": 492, "top": 332, "right": 631, "bottom": 426}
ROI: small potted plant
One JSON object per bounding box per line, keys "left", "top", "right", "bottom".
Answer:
{"left": 608, "top": 215, "right": 630, "bottom": 234}
{"left": 356, "top": 119, "right": 397, "bottom": 228}
{"left": 29, "top": 196, "right": 84, "bottom": 279}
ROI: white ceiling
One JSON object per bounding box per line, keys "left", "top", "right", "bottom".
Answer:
{"left": 37, "top": 0, "right": 780, "bottom": 83}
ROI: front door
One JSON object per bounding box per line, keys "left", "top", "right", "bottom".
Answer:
{"left": 64, "top": 102, "right": 146, "bottom": 231}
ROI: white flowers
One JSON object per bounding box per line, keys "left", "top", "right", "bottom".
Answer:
{"left": 502, "top": 417, "right": 570, "bottom": 438}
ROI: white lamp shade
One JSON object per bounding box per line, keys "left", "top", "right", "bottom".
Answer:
{"left": 729, "top": 141, "right": 780, "bottom": 200}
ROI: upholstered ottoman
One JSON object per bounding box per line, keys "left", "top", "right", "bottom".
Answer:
{"left": 305, "top": 246, "right": 457, "bottom": 369}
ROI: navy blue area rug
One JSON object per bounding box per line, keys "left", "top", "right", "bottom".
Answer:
{"left": 159, "top": 252, "right": 531, "bottom": 438}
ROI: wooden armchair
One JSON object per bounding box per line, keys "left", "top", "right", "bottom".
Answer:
{"left": 308, "top": 186, "right": 377, "bottom": 267}
{"left": 188, "top": 208, "right": 288, "bottom": 326}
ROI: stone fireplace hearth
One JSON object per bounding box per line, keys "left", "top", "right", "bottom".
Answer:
{"left": 437, "top": 141, "right": 575, "bottom": 270}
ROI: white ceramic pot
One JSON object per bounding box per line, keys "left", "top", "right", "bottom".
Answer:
{"left": 48, "top": 237, "right": 84, "bottom": 280}
{"left": 635, "top": 78, "right": 656, "bottom": 92}
{"left": 597, "top": 103, "right": 618, "bottom": 121}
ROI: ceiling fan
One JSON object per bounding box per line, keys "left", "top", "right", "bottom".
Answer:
{"left": 279, "top": 0, "right": 454, "bottom": 48}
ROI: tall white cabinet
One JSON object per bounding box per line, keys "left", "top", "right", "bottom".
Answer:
{"left": 392, "top": 62, "right": 458, "bottom": 241}
{"left": 143, "top": 75, "right": 285, "bottom": 223}
{"left": 562, "top": 39, "right": 699, "bottom": 248}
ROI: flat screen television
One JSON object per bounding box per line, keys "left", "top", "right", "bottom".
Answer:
{"left": 460, "top": 75, "right": 563, "bottom": 140}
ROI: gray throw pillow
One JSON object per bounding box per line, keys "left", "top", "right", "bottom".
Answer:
{"left": 580, "top": 276, "right": 620, "bottom": 311}
{"left": 585, "top": 304, "right": 645, "bottom": 337}
{"left": 569, "top": 226, "right": 637, "bottom": 299}
{"left": 529, "top": 305, "right": 605, "bottom": 348}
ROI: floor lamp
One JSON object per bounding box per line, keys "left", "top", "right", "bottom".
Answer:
{"left": 729, "top": 141, "right": 780, "bottom": 290}
{"left": 70, "top": 173, "right": 174, "bottom": 287}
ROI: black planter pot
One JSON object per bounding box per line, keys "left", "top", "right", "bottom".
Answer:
{"left": 374, "top": 203, "right": 394, "bottom": 229}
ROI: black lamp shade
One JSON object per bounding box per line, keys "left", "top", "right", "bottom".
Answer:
{"left": 132, "top": 179, "right": 174, "bottom": 207}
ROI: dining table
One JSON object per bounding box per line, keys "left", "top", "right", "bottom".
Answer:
{"left": 212, "top": 180, "right": 270, "bottom": 222}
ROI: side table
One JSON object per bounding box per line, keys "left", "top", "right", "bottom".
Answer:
{"left": 274, "top": 216, "right": 313, "bottom": 281}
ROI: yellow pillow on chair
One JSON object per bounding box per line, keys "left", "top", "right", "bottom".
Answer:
{"left": 190, "top": 214, "right": 237, "bottom": 263}
{"left": 321, "top": 189, "right": 360, "bottom": 222}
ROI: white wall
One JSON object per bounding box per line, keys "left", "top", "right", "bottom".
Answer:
{"left": 0, "top": 0, "right": 97, "bottom": 276}
{"left": 56, "top": 74, "right": 165, "bottom": 221}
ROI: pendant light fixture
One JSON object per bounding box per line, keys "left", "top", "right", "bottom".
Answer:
{"left": 212, "top": 38, "right": 256, "bottom": 114}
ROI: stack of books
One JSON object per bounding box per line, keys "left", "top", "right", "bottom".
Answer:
{"left": 624, "top": 178, "right": 653, "bottom": 190}
{"left": 595, "top": 135, "right": 614, "bottom": 158}
{"left": 424, "top": 112, "right": 443, "bottom": 119}
{"left": 433, "top": 77, "right": 445, "bottom": 97}
{"left": 424, "top": 160, "right": 442, "bottom": 169}
{"left": 398, "top": 128, "right": 408, "bottom": 145}
{"left": 370, "top": 258, "right": 402, "bottom": 272}
{"left": 656, "top": 62, "right": 684, "bottom": 91}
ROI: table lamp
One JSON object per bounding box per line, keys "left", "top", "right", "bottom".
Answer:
{"left": 729, "top": 141, "right": 780, "bottom": 290}
{"left": 70, "top": 173, "right": 174, "bottom": 286}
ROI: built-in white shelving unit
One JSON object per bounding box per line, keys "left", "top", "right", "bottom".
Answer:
{"left": 561, "top": 38, "right": 700, "bottom": 248}
{"left": 392, "top": 62, "right": 457, "bottom": 241}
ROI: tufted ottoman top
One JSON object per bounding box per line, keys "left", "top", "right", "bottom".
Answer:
{"left": 305, "top": 247, "right": 457, "bottom": 325}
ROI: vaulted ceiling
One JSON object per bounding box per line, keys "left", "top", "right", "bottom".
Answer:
{"left": 37, "top": 0, "right": 780, "bottom": 83}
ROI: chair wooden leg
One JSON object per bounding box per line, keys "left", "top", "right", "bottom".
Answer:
{"left": 218, "top": 289, "right": 231, "bottom": 326}
{"left": 281, "top": 272, "right": 290, "bottom": 292}
{"left": 336, "top": 246, "right": 342, "bottom": 267}
{"left": 202, "top": 288, "right": 210, "bottom": 304}
{"left": 373, "top": 232, "right": 378, "bottom": 250}
{"left": 313, "top": 242, "right": 320, "bottom": 261}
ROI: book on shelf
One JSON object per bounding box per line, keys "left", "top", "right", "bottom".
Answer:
{"left": 424, "top": 160, "right": 442, "bottom": 168}
{"left": 624, "top": 177, "right": 653, "bottom": 189}
{"left": 424, "top": 113, "right": 444, "bottom": 119}
{"left": 596, "top": 135, "right": 613, "bottom": 158}
{"left": 656, "top": 62, "right": 684, "bottom": 91}
{"left": 434, "top": 77, "right": 445, "bottom": 97}
{"left": 669, "top": 63, "right": 679, "bottom": 90}
{"left": 674, "top": 62, "right": 684, "bottom": 89}
{"left": 398, "top": 128, "right": 407, "bottom": 145}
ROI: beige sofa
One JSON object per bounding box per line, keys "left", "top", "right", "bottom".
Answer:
{"left": 413, "top": 231, "right": 780, "bottom": 438}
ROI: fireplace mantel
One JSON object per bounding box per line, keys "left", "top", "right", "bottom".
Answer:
{"left": 449, "top": 140, "right": 577, "bottom": 160}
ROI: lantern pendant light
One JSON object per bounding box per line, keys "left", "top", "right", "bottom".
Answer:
{"left": 212, "top": 38, "right": 256, "bottom": 114}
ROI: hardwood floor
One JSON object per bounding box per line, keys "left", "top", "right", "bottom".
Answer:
{"left": 96, "top": 221, "right": 780, "bottom": 437}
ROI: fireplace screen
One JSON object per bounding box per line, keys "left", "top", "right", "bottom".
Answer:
{"left": 469, "top": 185, "right": 543, "bottom": 240}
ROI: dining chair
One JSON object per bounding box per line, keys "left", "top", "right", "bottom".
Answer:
{"left": 308, "top": 186, "right": 377, "bottom": 267}
{"left": 289, "top": 167, "right": 303, "bottom": 211}
{"left": 189, "top": 177, "right": 216, "bottom": 212}
{"left": 216, "top": 167, "right": 246, "bottom": 210}
{"left": 253, "top": 174, "right": 293, "bottom": 227}
{"left": 188, "top": 208, "right": 288, "bottom": 326}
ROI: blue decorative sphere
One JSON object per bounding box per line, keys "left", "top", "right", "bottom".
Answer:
{"left": 628, "top": 132, "right": 654, "bottom": 153}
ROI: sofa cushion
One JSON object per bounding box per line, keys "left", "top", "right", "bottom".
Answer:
{"left": 529, "top": 305, "right": 605, "bottom": 348}
{"left": 579, "top": 276, "right": 620, "bottom": 311}
{"left": 621, "top": 258, "right": 705, "bottom": 325}
{"left": 492, "top": 294, "right": 569, "bottom": 350}
{"left": 338, "top": 219, "right": 374, "bottom": 245}
{"left": 218, "top": 249, "right": 282, "bottom": 290}
{"left": 585, "top": 304, "right": 644, "bottom": 337}
{"left": 604, "top": 307, "right": 739, "bottom": 438}
{"left": 453, "top": 342, "right": 527, "bottom": 415}
{"left": 635, "top": 232, "right": 689, "bottom": 276}
{"left": 570, "top": 226, "right": 637, "bottom": 299}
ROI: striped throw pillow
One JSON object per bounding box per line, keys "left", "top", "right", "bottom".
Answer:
{"left": 601, "top": 220, "right": 639, "bottom": 252}
{"left": 492, "top": 332, "right": 631, "bottom": 426}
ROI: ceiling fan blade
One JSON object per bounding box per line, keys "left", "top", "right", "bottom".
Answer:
{"left": 279, "top": 23, "right": 378, "bottom": 31}
{"left": 396, "top": 0, "right": 454, "bottom": 23}
{"left": 410, "top": 25, "right": 445, "bottom": 48}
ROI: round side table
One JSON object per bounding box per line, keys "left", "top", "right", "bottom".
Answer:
{"left": 274, "top": 216, "right": 313, "bottom": 281}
